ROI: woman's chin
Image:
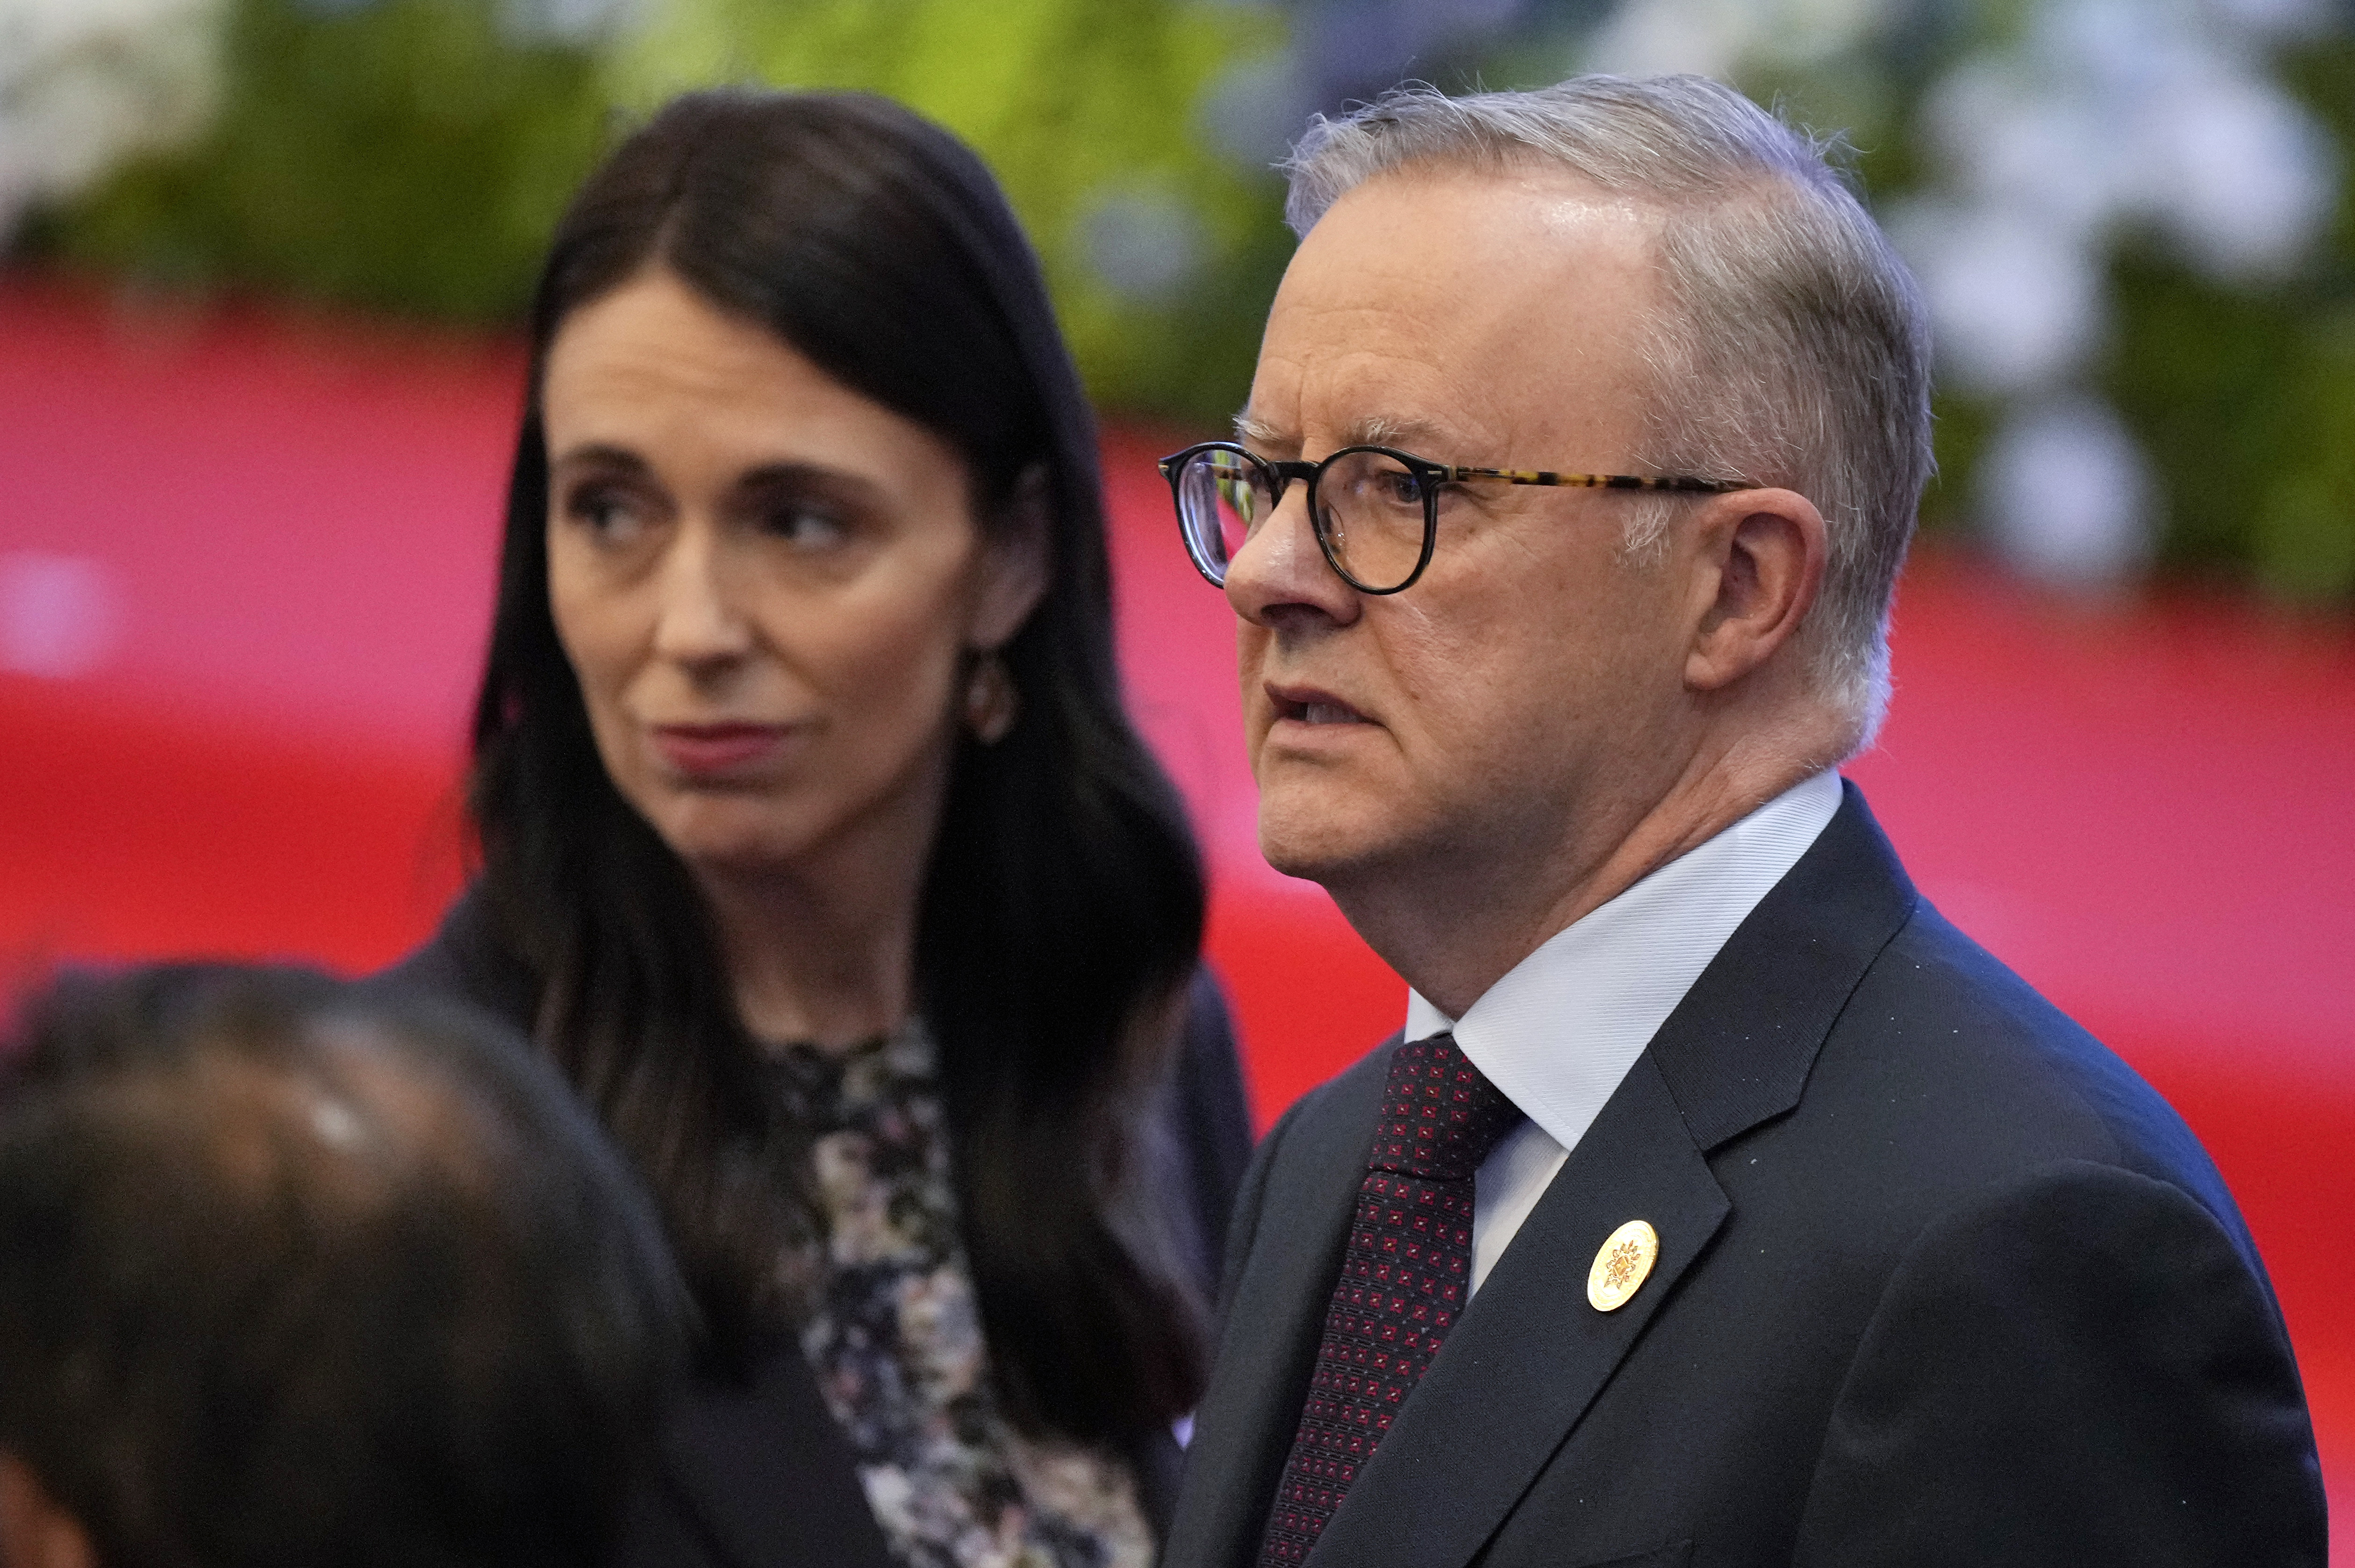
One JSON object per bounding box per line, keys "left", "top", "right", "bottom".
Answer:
{"left": 644, "top": 805, "right": 812, "bottom": 881}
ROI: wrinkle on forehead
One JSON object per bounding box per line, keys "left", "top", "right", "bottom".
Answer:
{"left": 1253, "top": 166, "right": 1661, "bottom": 472}
{"left": 1235, "top": 407, "right": 1482, "bottom": 461}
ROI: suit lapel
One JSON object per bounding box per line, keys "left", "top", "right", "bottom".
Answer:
{"left": 1177, "top": 787, "right": 1919, "bottom": 1568}
{"left": 1644, "top": 782, "right": 1918, "bottom": 1152}
{"left": 1299, "top": 784, "right": 1920, "bottom": 1568}
{"left": 655, "top": 1342, "right": 897, "bottom": 1568}
{"left": 1169, "top": 1046, "right": 1396, "bottom": 1568}
{"left": 1303, "top": 1053, "right": 1728, "bottom": 1568}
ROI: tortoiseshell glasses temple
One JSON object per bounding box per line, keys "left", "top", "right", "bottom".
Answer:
{"left": 1158, "top": 441, "right": 1758, "bottom": 594}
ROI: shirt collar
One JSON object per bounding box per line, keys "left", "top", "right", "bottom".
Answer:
{"left": 1405, "top": 770, "right": 1843, "bottom": 1155}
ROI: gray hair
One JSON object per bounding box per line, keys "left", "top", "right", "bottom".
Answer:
{"left": 1283, "top": 75, "right": 1933, "bottom": 747}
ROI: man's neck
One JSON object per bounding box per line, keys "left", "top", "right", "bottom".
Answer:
{"left": 1334, "top": 743, "right": 1827, "bottom": 1020}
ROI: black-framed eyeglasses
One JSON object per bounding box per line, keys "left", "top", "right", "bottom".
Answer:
{"left": 1158, "top": 441, "right": 1756, "bottom": 594}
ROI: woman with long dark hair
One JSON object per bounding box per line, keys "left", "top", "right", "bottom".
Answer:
{"left": 384, "top": 88, "right": 1253, "bottom": 1568}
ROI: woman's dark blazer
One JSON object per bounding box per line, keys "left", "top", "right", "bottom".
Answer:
{"left": 376, "top": 889, "right": 1257, "bottom": 1568}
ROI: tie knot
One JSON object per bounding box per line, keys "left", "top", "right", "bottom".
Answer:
{"left": 1367, "top": 1032, "right": 1523, "bottom": 1181}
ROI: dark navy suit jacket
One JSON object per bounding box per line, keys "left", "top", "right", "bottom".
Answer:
{"left": 383, "top": 890, "right": 1256, "bottom": 1568}
{"left": 1166, "top": 784, "right": 2325, "bottom": 1568}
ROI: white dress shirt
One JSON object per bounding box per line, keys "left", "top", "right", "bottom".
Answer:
{"left": 1402, "top": 770, "right": 1844, "bottom": 1293}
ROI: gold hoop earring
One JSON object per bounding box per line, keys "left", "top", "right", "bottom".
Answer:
{"left": 962, "top": 651, "right": 1020, "bottom": 745}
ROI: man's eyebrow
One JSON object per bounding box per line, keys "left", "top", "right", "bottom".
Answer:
{"left": 1232, "top": 411, "right": 1291, "bottom": 454}
{"left": 1231, "top": 412, "right": 1471, "bottom": 459}
{"left": 1342, "top": 413, "right": 1463, "bottom": 455}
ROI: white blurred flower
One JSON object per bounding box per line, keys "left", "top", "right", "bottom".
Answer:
{"left": 2142, "top": 64, "right": 2338, "bottom": 278}
{"left": 1923, "top": 60, "right": 2120, "bottom": 235}
{"left": 1197, "top": 50, "right": 1309, "bottom": 169}
{"left": 1875, "top": 0, "right": 2347, "bottom": 455}
{"left": 2203, "top": 0, "right": 2338, "bottom": 41}
{"left": 499, "top": 0, "right": 645, "bottom": 48}
{"left": 0, "top": 0, "right": 225, "bottom": 240}
{"left": 1585, "top": 0, "right": 1748, "bottom": 78}
{"left": 1577, "top": 0, "right": 2343, "bottom": 593}
{"left": 1892, "top": 199, "right": 2104, "bottom": 395}
{"left": 1080, "top": 186, "right": 1208, "bottom": 306}
{"left": 1587, "top": 0, "right": 1891, "bottom": 77}
{"left": 1981, "top": 395, "right": 2158, "bottom": 587}
{"left": 1920, "top": 0, "right": 2337, "bottom": 332}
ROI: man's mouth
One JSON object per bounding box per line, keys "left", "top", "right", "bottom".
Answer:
{"left": 1270, "top": 687, "right": 1371, "bottom": 726}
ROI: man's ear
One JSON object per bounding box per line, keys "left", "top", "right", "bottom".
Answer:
{"left": 0, "top": 1454, "right": 99, "bottom": 1568}
{"left": 970, "top": 463, "right": 1053, "bottom": 652}
{"left": 1683, "top": 486, "right": 1826, "bottom": 692}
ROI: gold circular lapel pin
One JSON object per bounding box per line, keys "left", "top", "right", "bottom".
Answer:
{"left": 1586, "top": 1219, "right": 1659, "bottom": 1312}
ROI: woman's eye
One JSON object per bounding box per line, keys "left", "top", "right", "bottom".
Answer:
{"left": 764, "top": 503, "right": 850, "bottom": 549}
{"left": 566, "top": 487, "right": 644, "bottom": 540}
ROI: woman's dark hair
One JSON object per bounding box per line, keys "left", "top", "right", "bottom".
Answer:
{"left": 468, "top": 88, "right": 1208, "bottom": 1444}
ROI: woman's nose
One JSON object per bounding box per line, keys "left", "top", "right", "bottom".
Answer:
{"left": 650, "top": 526, "right": 755, "bottom": 668}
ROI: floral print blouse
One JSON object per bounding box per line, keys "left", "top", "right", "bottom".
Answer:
{"left": 762, "top": 1023, "right": 1154, "bottom": 1568}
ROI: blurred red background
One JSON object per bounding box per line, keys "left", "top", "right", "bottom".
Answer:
{"left": 4, "top": 277, "right": 2349, "bottom": 1539}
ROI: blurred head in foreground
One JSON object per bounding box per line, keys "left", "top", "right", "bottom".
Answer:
{"left": 0, "top": 966, "right": 690, "bottom": 1568}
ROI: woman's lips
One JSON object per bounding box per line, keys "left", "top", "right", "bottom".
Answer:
{"left": 650, "top": 723, "right": 795, "bottom": 776}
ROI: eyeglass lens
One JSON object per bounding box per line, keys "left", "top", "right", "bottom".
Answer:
{"left": 1176, "top": 448, "right": 1264, "bottom": 581}
{"left": 1176, "top": 447, "right": 1432, "bottom": 592}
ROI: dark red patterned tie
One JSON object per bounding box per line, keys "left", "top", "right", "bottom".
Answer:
{"left": 1256, "top": 1032, "right": 1525, "bottom": 1566}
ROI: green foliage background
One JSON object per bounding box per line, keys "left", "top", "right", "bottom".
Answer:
{"left": 607, "top": 0, "right": 1293, "bottom": 419}
{"left": 28, "top": 0, "right": 1294, "bottom": 426}
{"left": 18, "top": 0, "right": 2355, "bottom": 603}
{"left": 2087, "top": 36, "right": 2355, "bottom": 603}
{"left": 32, "top": 0, "right": 612, "bottom": 322}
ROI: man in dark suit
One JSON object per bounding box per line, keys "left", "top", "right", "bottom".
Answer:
{"left": 1158, "top": 74, "right": 2326, "bottom": 1567}
{"left": 0, "top": 966, "right": 690, "bottom": 1568}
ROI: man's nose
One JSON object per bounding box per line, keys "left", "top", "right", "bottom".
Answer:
{"left": 1223, "top": 481, "right": 1362, "bottom": 630}
{"left": 651, "top": 524, "right": 756, "bottom": 669}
